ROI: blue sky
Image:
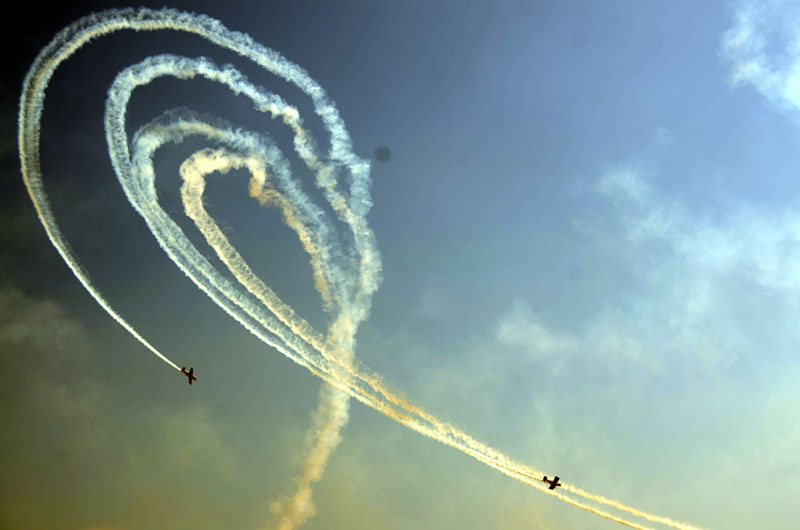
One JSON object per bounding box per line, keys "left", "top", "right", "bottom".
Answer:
{"left": 2, "top": 1, "right": 800, "bottom": 529}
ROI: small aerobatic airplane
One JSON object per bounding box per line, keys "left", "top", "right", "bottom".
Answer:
{"left": 181, "top": 367, "right": 197, "bottom": 385}
{"left": 543, "top": 475, "right": 561, "bottom": 490}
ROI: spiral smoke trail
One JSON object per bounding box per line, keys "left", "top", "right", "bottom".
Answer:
{"left": 18, "top": 8, "right": 705, "bottom": 530}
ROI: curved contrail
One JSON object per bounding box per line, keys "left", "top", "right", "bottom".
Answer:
{"left": 18, "top": 8, "right": 705, "bottom": 530}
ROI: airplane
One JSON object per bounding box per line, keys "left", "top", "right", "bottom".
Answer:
{"left": 543, "top": 475, "right": 561, "bottom": 490}
{"left": 181, "top": 367, "right": 197, "bottom": 385}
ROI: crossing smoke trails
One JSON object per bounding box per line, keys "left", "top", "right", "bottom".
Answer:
{"left": 18, "top": 8, "right": 704, "bottom": 530}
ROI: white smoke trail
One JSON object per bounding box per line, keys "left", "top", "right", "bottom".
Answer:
{"left": 18, "top": 8, "right": 705, "bottom": 530}
{"left": 177, "top": 143, "right": 360, "bottom": 528}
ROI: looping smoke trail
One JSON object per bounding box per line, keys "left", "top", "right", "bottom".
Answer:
{"left": 18, "top": 8, "right": 705, "bottom": 530}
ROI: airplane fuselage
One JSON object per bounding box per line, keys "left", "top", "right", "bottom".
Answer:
{"left": 543, "top": 475, "right": 561, "bottom": 490}
{"left": 181, "top": 367, "right": 197, "bottom": 385}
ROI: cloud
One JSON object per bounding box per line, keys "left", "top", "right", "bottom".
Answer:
{"left": 593, "top": 152, "right": 800, "bottom": 298}
{"left": 592, "top": 166, "right": 686, "bottom": 244}
{"left": 310, "top": 424, "right": 570, "bottom": 530}
{"left": 721, "top": 0, "right": 800, "bottom": 113}
{"left": 495, "top": 300, "right": 574, "bottom": 360}
{"left": 0, "top": 288, "right": 91, "bottom": 363}
{"left": 417, "top": 124, "right": 800, "bottom": 409}
{"left": 0, "top": 288, "right": 245, "bottom": 530}
{"left": 576, "top": 130, "right": 800, "bottom": 374}
{"left": 396, "top": 125, "right": 800, "bottom": 527}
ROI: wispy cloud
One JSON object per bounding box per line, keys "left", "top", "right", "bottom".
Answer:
{"left": 495, "top": 300, "right": 574, "bottom": 360}
{"left": 593, "top": 152, "right": 800, "bottom": 298}
{"left": 721, "top": 0, "right": 800, "bottom": 113}
{"left": 0, "top": 288, "right": 244, "bottom": 530}
{"left": 400, "top": 124, "right": 800, "bottom": 527}
{"left": 418, "top": 121, "right": 799, "bottom": 399}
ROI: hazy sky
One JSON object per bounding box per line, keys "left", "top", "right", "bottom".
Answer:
{"left": 2, "top": 1, "right": 800, "bottom": 529}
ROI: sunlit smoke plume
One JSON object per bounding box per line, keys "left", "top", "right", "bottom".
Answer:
{"left": 18, "top": 8, "right": 704, "bottom": 530}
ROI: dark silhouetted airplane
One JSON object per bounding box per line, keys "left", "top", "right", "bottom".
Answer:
{"left": 181, "top": 367, "right": 197, "bottom": 385}
{"left": 543, "top": 475, "right": 561, "bottom": 490}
